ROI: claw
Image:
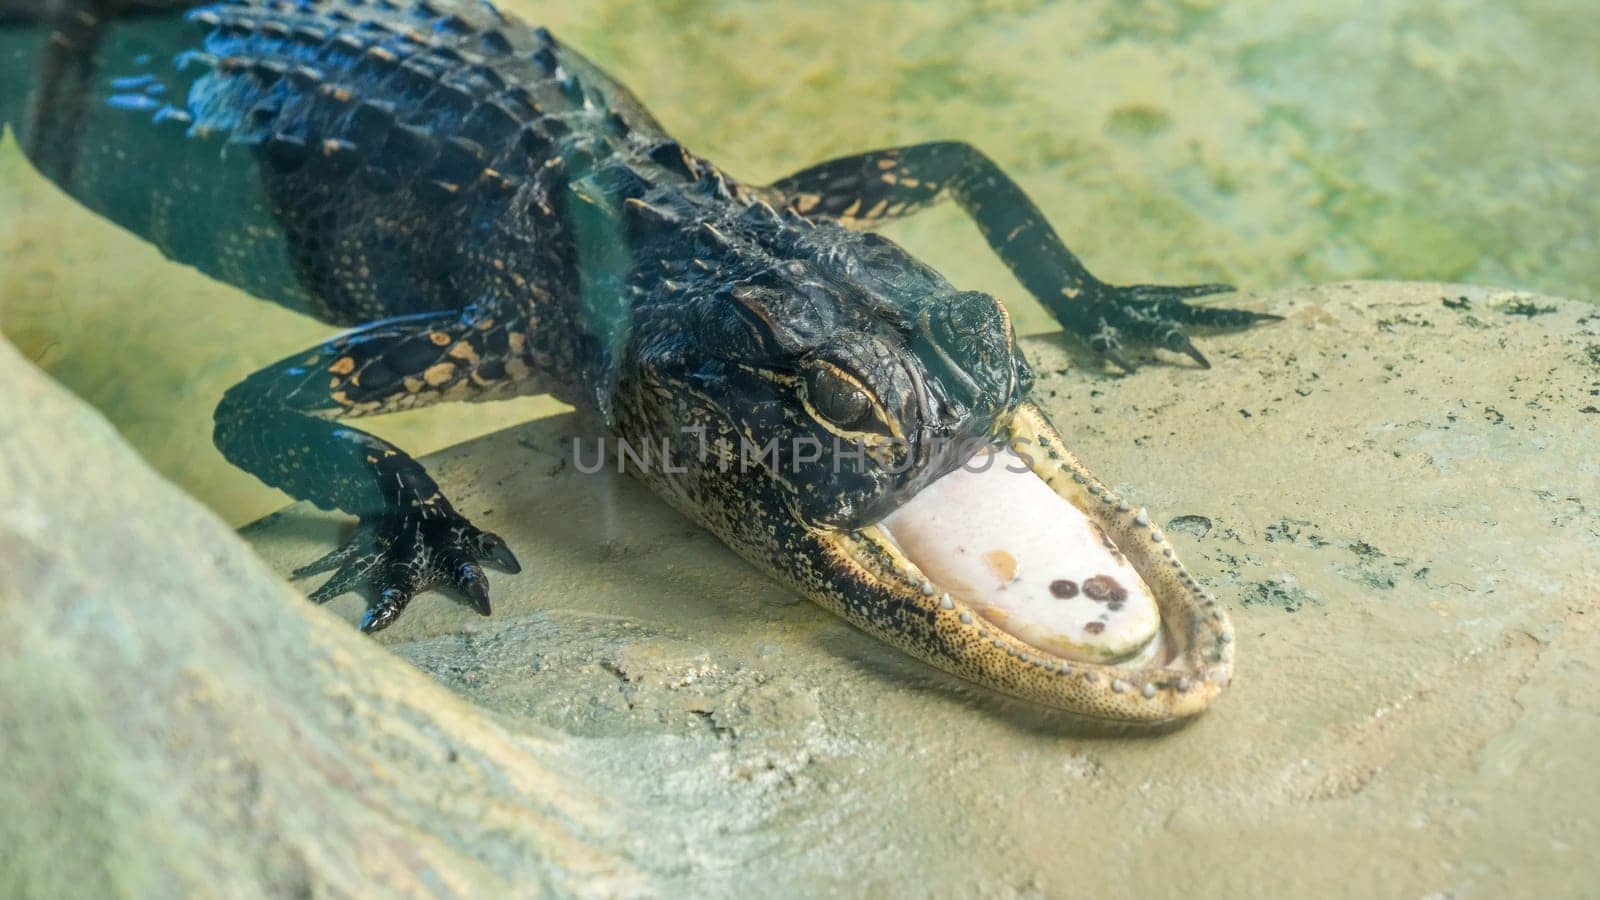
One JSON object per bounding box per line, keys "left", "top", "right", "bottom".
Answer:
{"left": 307, "top": 577, "right": 347, "bottom": 605}
{"left": 307, "top": 557, "right": 376, "bottom": 604}
{"left": 1166, "top": 331, "right": 1211, "bottom": 369}
{"left": 293, "top": 538, "right": 363, "bottom": 578}
{"left": 1177, "top": 305, "right": 1284, "bottom": 328}
{"left": 360, "top": 586, "right": 410, "bottom": 633}
{"left": 1087, "top": 325, "right": 1137, "bottom": 374}
{"left": 294, "top": 510, "right": 517, "bottom": 630}
{"left": 1101, "top": 344, "right": 1136, "bottom": 374}
{"left": 476, "top": 531, "right": 521, "bottom": 573}
{"left": 455, "top": 561, "right": 492, "bottom": 615}
{"left": 1131, "top": 281, "right": 1236, "bottom": 302}
{"left": 1053, "top": 280, "right": 1276, "bottom": 371}
{"left": 1088, "top": 328, "right": 1139, "bottom": 373}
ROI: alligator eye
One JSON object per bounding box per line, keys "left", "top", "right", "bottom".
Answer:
{"left": 803, "top": 362, "right": 873, "bottom": 430}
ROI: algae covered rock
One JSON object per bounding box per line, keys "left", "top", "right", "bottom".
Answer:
{"left": 0, "top": 339, "right": 643, "bottom": 898}
{"left": 246, "top": 281, "right": 1600, "bottom": 897}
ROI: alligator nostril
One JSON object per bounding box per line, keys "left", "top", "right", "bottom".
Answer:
{"left": 918, "top": 291, "right": 1018, "bottom": 411}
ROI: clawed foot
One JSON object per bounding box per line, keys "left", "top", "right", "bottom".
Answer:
{"left": 293, "top": 509, "right": 522, "bottom": 633}
{"left": 1062, "top": 282, "right": 1281, "bottom": 373}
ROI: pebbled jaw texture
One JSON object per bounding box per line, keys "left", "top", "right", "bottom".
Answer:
{"left": 818, "top": 402, "right": 1234, "bottom": 723}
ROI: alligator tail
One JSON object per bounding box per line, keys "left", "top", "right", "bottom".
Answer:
{"left": 0, "top": 0, "right": 203, "bottom": 176}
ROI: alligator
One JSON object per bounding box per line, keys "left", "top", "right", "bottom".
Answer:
{"left": 0, "top": 0, "right": 1276, "bottom": 722}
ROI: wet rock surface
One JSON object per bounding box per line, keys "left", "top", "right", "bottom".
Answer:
{"left": 0, "top": 340, "right": 644, "bottom": 899}
{"left": 244, "top": 281, "right": 1600, "bottom": 896}
{"left": 6, "top": 280, "right": 1595, "bottom": 897}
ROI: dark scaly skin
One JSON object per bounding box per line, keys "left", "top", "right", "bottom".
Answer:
{"left": 1, "top": 0, "right": 1271, "bottom": 718}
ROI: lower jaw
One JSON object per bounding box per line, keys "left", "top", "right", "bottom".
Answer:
{"left": 822, "top": 401, "right": 1234, "bottom": 723}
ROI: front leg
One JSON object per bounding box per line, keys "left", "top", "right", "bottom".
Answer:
{"left": 214, "top": 307, "right": 536, "bottom": 631}
{"left": 771, "top": 141, "right": 1278, "bottom": 370}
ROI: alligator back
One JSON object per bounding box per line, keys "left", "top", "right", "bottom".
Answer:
{"left": 1, "top": 0, "right": 666, "bottom": 327}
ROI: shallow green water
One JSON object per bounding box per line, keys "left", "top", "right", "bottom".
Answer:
{"left": 2, "top": 0, "right": 1595, "bottom": 524}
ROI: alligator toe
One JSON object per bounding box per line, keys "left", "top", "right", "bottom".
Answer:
{"left": 294, "top": 509, "right": 519, "bottom": 632}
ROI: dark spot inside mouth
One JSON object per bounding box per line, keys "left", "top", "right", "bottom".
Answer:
{"left": 1082, "top": 575, "right": 1127, "bottom": 604}
{"left": 1084, "top": 621, "right": 1106, "bottom": 635}
{"left": 1049, "top": 579, "right": 1078, "bottom": 598}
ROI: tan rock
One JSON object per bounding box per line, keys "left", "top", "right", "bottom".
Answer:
{"left": 247, "top": 282, "right": 1600, "bottom": 896}
{"left": 0, "top": 340, "right": 644, "bottom": 899}
{"left": 5, "top": 280, "right": 1596, "bottom": 896}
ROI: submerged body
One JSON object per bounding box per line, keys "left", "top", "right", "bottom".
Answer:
{"left": 1, "top": 0, "right": 1271, "bottom": 721}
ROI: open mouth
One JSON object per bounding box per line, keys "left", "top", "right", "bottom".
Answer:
{"left": 823, "top": 402, "right": 1233, "bottom": 722}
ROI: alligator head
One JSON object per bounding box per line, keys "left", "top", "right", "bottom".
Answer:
{"left": 611, "top": 219, "right": 1233, "bottom": 724}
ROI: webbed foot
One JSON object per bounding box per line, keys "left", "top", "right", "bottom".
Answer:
{"left": 1057, "top": 282, "right": 1281, "bottom": 373}
{"left": 294, "top": 508, "right": 521, "bottom": 633}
